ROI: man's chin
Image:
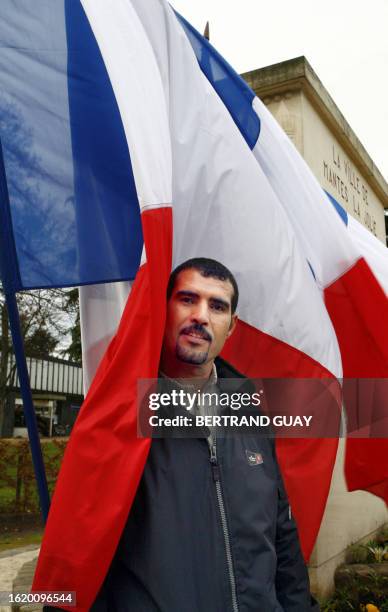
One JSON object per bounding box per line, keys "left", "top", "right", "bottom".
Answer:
{"left": 176, "top": 345, "right": 209, "bottom": 365}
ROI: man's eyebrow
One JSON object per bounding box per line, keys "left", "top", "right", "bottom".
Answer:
{"left": 209, "top": 297, "right": 230, "bottom": 309}
{"left": 175, "top": 290, "right": 199, "bottom": 299}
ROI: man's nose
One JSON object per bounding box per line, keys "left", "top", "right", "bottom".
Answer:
{"left": 191, "top": 301, "right": 210, "bottom": 325}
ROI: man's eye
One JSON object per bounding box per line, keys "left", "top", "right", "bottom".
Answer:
{"left": 181, "top": 296, "right": 193, "bottom": 304}
{"left": 211, "top": 303, "right": 226, "bottom": 312}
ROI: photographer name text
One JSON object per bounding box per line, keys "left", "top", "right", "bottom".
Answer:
{"left": 148, "top": 414, "right": 313, "bottom": 428}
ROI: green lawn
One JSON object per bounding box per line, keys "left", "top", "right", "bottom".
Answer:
{"left": 0, "top": 528, "right": 43, "bottom": 552}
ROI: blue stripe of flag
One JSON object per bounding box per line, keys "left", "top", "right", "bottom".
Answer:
{"left": 0, "top": 0, "right": 142, "bottom": 290}
{"left": 177, "top": 15, "right": 350, "bottom": 232}
{"left": 325, "top": 191, "right": 348, "bottom": 226}
{"left": 175, "top": 12, "right": 260, "bottom": 150}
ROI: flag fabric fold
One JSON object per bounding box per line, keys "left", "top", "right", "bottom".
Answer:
{"left": 176, "top": 12, "right": 388, "bottom": 507}
{"left": 79, "top": 0, "right": 388, "bottom": 556}
{"left": 0, "top": 0, "right": 143, "bottom": 290}
{"left": 33, "top": 1, "right": 173, "bottom": 608}
{"left": 32, "top": 0, "right": 345, "bottom": 606}
{"left": 247, "top": 94, "right": 388, "bottom": 502}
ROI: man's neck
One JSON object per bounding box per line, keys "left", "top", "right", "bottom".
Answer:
{"left": 159, "top": 358, "right": 214, "bottom": 385}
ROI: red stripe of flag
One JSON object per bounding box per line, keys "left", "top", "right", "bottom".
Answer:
{"left": 325, "top": 258, "right": 388, "bottom": 505}
{"left": 222, "top": 320, "right": 340, "bottom": 560}
{"left": 33, "top": 207, "right": 173, "bottom": 611}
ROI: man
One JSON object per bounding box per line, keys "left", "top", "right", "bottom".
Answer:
{"left": 90, "top": 257, "right": 319, "bottom": 612}
{"left": 48, "top": 257, "right": 318, "bottom": 612}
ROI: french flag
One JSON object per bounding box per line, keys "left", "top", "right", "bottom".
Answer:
{"left": 0, "top": 0, "right": 382, "bottom": 609}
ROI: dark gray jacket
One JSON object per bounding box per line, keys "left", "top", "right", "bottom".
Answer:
{"left": 46, "top": 358, "right": 319, "bottom": 611}
{"left": 90, "top": 357, "right": 319, "bottom": 612}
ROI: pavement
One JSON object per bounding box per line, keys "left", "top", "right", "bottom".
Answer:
{"left": 0, "top": 546, "right": 40, "bottom": 612}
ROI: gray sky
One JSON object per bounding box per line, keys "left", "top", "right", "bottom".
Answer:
{"left": 172, "top": 0, "right": 388, "bottom": 184}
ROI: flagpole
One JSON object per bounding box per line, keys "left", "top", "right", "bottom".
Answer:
{"left": 0, "top": 141, "right": 50, "bottom": 521}
{"left": 4, "top": 290, "right": 50, "bottom": 520}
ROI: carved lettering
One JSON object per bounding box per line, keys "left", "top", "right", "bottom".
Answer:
{"left": 332, "top": 144, "right": 341, "bottom": 169}
{"left": 323, "top": 161, "right": 349, "bottom": 203}
{"left": 344, "top": 159, "right": 367, "bottom": 200}
{"left": 324, "top": 145, "right": 377, "bottom": 236}
{"left": 363, "top": 211, "right": 377, "bottom": 235}
{"left": 352, "top": 194, "right": 360, "bottom": 217}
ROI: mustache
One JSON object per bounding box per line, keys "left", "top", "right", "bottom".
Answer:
{"left": 180, "top": 323, "right": 212, "bottom": 342}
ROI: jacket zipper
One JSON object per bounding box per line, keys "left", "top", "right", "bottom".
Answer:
{"left": 209, "top": 438, "right": 239, "bottom": 612}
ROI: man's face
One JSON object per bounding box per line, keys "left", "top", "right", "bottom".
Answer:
{"left": 162, "top": 268, "right": 237, "bottom": 368}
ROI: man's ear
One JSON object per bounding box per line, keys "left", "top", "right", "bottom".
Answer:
{"left": 227, "top": 314, "right": 238, "bottom": 338}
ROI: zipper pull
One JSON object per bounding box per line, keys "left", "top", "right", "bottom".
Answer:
{"left": 211, "top": 461, "right": 220, "bottom": 482}
{"left": 210, "top": 445, "right": 220, "bottom": 481}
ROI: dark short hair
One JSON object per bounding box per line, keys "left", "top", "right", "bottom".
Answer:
{"left": 167, "top": 258, "right": 239, "bottom": 313}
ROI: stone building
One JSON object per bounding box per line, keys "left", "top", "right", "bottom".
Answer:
{"left": 242, "top": 56, "right": 387, "bottom": 243}
{"left": 242, "top": 56, "right": 388, "bottom": 597}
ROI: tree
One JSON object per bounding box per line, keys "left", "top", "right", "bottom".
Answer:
{"left": 0, "top": 287, "right": 80, "bottom": 435}
{"left": 61, "top": 289, "right": 82, "bottom": 363}
{"left": 23, "top": 326, "right": 58, "bottom": 359}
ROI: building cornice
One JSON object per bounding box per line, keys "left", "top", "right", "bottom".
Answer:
{"left": 242, "top": 57, "right": 388, "bottom": 207}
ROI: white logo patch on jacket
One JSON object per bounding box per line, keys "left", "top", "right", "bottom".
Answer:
{"left": 245, "top": 450, "right": 263, "bottom": 466}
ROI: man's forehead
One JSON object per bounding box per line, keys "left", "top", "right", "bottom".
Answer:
{"left": 172, "top": 268, "right": 233, "bottom": 301}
